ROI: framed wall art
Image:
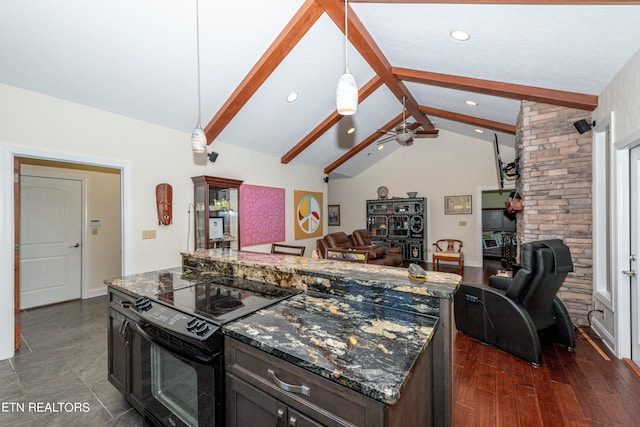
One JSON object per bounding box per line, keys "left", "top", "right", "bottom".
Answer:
{"left": 328, "top": 205, "right": 340, "bottom": 226}
{"left": 294, "top": 190, "right": 323, "bottom": 240}
{"left": 445, "top": 195, "right": 472, "bottom": 215}
{"left": 240, "top": 184, "right": 285, "bottom": 246}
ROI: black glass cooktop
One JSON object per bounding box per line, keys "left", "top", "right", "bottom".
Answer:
{"left": 154, "top": 276, "right": 300, "bottom": 325}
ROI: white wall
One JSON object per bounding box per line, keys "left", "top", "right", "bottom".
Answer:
{"left": 595, "top": 48, "right": 640, "bottom": 142}
{"left": 0, "top": 83, "right": 325, "bottom": 360}
{"left": 328, "top": 129, "right": 515, "bottom": 266}
{"left": 592, "top": 48, "right": 640, "bottom": 356}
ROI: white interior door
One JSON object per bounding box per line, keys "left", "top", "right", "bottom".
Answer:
{"left": 630, "top": 146, "right": 640, "bottom": 365}
{"left": 20, "top": 175, "right": 82, "bottom": 309}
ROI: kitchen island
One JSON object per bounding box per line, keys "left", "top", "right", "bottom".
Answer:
{"left": 106, "top": 250, "right": 460, "bottom": 426}
{"left": 184, "top": 249, "right": 461, "bottom": 426}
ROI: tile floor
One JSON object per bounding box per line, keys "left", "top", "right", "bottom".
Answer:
{"left": 1, "top": 296, "right": 143, "bottom": 426}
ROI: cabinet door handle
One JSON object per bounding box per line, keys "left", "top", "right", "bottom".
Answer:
{"left": 276, "top": 409, "right": 285, "bottom": 427}
{"left": 268, "top": 369, "right": 310, "bottom": 396}
{"left": 288, "top": 416, "right": 297, "bottom": 427}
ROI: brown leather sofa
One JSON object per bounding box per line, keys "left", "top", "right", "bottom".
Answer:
{"left": 316, "top": 231, "right": 403, "bottom": 267}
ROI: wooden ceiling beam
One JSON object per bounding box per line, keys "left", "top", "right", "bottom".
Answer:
{"left": 202, "top": 0, "right": 323, "bottom": 143}
{"left": 348, "top": 0, "right": 640, "bottom": 4}
{"left": 324, "top": 112, "right": 404, "bottom": 174}
{"left": 281, "top": 75, "right": 383, "bottom": 164}
{"left": 418, "top": 105, "right": 516, "bottom": 134}
{"left": 394, "top": 67, "right": 598, "bottom": 111}
{"left": 316, "top": 0, "right": 435, "bottom": 130}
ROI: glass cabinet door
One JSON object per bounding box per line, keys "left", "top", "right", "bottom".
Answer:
{"left": 192, "top": 176, "right": 243, "bottom": 251}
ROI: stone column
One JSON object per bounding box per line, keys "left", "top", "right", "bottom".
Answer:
{"left": 515, "top": 100, "right": 593, "bottom": 325}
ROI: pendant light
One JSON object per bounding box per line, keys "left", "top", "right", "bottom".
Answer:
{"left": 191, "top": 0, "right": 207, "bottom": 153}
{"left": 336, "top": 0, "right": 358, "bottom": 115}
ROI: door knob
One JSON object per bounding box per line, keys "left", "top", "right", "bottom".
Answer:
{"left": 69, "top": 243, "right": 80, "bottom": 248}
{"left": 623, "top": 270, "right": 637, "bottom": 277}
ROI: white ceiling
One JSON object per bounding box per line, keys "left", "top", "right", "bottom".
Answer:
{"left": 1, "top": 1, "right": 639, "bottom": 177}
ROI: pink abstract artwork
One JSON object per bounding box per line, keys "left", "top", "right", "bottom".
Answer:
{"left": 240, "top": 184, "right": 285, "bottom": 246}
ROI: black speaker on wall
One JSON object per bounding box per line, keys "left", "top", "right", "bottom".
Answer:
{"left": 208, "top": 152, "right": 219, "bottom": 163}
{"left": 573, "top": 119, "right": 594, "bottom": 134}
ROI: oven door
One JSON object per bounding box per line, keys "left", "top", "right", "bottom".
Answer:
{"left": 135, "top": 322, "right": 224, "bottom": 427}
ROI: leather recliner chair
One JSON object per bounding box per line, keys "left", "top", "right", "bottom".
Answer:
{"left": 351, "top": 229, "right": 403, "bottom": 267}
{"left": 454, "top": 239, "right": 575, "bottom": 365}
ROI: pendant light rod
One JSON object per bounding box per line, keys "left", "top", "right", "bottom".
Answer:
{"left": 344, "top": 0, "right": 349, "bottom": 73}
{"left": 195, "top": 0, "right": 202, "bottom": 128}
{"left": 191, "top": 0, "right": 207, "bottom": 153}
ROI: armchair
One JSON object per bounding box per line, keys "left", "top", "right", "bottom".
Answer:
{"left": 454, "top": 239, "right": 575, "bottom": 365}
{"left": 351, "top": 229, "right": 403, "bottom": 266}
{"left": 432, "top": 239, "right": 464, "bottom": 273}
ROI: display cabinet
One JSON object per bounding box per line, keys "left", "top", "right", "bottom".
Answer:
{"left": 366, "top": 197, "right": 429, "bottom": 262}
{"left": 192, "top": 176, "right": 243, "bottom": 250}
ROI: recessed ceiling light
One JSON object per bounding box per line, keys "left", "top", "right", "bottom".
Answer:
{"left": 474, "top": 128, "right": 484, "bottom": 134}
{"left": 465, "top": 100, "right": 478, "bottom": 106}
{"left": 450, "top": 30, "right": 470, "bottom": 41}
{"left": 346, "top": 127, "right": 355, "bottom": 135}
{"left": 377, "top": 144, "right": 384, "bottom": 150}
{"left": 286, "top": 92, "right": 298, "bottom": 103}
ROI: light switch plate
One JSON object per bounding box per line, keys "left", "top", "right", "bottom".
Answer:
{"left": 142, "top": 230, "right": 156, "bottom": 239}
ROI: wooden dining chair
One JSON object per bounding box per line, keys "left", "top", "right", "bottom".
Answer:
{"left": 270, "top": 243, "right": 305, "bottom": 257}
{"left": 432, "top": 239, "right": 464, "bottom": 273}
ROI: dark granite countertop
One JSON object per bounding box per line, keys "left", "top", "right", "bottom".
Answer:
{"left": 222, "top": 291, "right": 437, "bottom": 405}
{"left": 104, "top": 267, "right": 197, "bottom": 298}
{"left": 182, "top": 249, "right": 461, "bottom": 299}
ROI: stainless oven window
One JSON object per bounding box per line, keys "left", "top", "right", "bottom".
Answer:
{"left": 151, "top": 343, "right": 198, "bottom": 427}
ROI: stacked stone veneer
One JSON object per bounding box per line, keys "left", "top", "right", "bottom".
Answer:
{"left": 516, "top": 100, "right": 593, "bottom": 325}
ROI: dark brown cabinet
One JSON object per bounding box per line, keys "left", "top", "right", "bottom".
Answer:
{"left": 107, "top": 288, "right": 144, "bottom": 413}
{"left": 225, "top": 337, "right": 432, "bottom": 427}
{"left": 192, "top": 175, "right": 243, "bottom": 250}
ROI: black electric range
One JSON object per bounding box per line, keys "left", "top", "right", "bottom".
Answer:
{"left": 132, "top": 275, "right": 300, "bottom": 354}
{"left": 131, "top": 274, "right": 300, "bottom": 427}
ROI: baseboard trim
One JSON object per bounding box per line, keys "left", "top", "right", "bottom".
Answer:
{"left": 623, "top": 358, "right": 640, "bottom": 382}
{"left": 85, "top": 287, "right": 107, "bottom": 299}
{"left": 589, "top": 317, "right": 616, "bottom": 356}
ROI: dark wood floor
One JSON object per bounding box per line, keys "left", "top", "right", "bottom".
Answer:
{"left": 447, "top": 259, "right": 640, "bottom": 427}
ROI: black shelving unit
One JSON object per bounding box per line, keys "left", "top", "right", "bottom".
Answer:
{"left": 366, "top": 197, "right": 428, "bottom": 262}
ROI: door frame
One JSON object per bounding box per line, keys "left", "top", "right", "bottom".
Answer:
{"left": 604, "top": 124, "right": 640, "bottom": 359}
{"left": 476, "top": 185, "right": 515, "bottom": 269}
{"left": 0, "top": 143, "right": 132, "bottom": 361}
{"left": 20, "top": 169, "right": 88, "bottom": 304}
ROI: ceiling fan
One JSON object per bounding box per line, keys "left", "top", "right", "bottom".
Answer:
{"left": 377, "top": 97, "right": 436, "bottom": 147}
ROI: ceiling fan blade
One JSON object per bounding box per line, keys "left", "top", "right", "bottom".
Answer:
{"left": 407, "top": 122, "right": 421, "bottom": 131}
{"left": 415, "top": 129, "right": 439, "bottom": 137}
{"left": 376, "top": 135, "right": 395, "bottom": 144}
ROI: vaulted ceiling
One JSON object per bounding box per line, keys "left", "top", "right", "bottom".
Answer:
{"left": 1, "top": 1, "right": 639, "bottom": 177}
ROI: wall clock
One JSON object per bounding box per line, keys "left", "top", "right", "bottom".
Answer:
{"left": 377, "top": 186, "right": 389, "bottom": 199}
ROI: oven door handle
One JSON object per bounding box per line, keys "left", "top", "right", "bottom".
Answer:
{"left": 131, "top": 321, "right": 217, "bottom": 365}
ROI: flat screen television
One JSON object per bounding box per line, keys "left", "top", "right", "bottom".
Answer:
{"left": 493, "top": 133, "right": 505, "bottom": 189}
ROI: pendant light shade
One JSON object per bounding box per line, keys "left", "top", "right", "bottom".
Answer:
{"left": 336, "top": 72, "right": 358, "bottom": 115}
{"left": 191, "top": 126, "right": 207, "bottom": 153}
{"left": 336, "top": 0, "right": 357, "bottom": 116}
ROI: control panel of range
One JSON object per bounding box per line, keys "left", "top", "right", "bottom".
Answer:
{"left": 133, "top": 297, "right": 220, "bottom": 344}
